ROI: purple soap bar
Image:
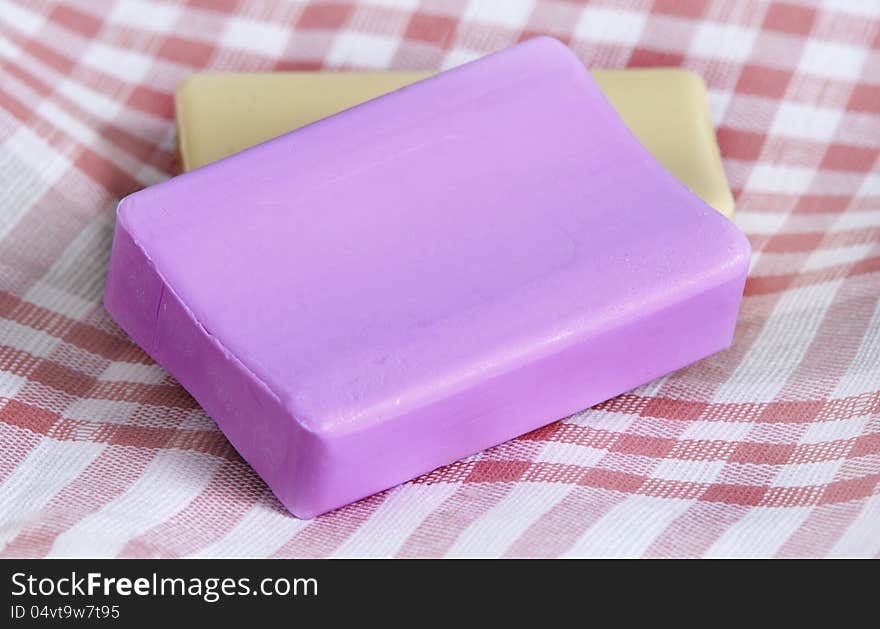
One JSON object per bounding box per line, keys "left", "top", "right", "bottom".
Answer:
{"left": 104, "top": 37, "right": 750, "bottom": 518}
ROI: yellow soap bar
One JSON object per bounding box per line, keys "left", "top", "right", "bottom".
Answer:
{"left": 175, "top": 69, "right": 734, "bottom": 218}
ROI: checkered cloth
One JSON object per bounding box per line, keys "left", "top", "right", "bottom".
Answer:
{"left": 1, "top": 0, "right": 878, "bottom": 559}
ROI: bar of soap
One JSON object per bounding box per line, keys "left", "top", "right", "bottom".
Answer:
{"left": 176, "top": 67, "right": 735, "bottom": 218}
{"left": 105, "top": 38, "right": 750, "bottom": 518}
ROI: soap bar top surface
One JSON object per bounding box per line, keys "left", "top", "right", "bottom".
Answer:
{"left": 175, "top": 68, "right": 734, "bottom": 218}
{"left": 122, "top": 37, "right": 748, "bottom": 435}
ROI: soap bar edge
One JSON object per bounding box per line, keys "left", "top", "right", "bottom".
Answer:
{"left": 105, "top": 193, "right": 750, "bottom": 518}
{"left": 104, "top": 197, "right": 329, "bottom": 518}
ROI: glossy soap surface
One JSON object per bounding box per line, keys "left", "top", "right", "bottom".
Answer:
{"left": 176, "top": 67, "right": 735, "bottom": 218}
{"left": 105, "top": 38, "right": 750, "bottom": 517}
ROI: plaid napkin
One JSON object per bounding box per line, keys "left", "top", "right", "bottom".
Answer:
{"left": 0, "top": 0, "right": 877, "bottom": 558}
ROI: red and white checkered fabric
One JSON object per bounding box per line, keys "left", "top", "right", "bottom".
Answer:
{"left": 0, "top": 0, "right": 878, "bottom": 558}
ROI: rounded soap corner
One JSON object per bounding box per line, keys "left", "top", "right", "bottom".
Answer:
{"left": 174, "top": 73, "right": 206, "bottom": 100}
{"left": 526, "top": 34, "right": 568, "bottom": 50}
{"left": 286, "top": 502, "right": 322, "bottom": 521}
{"left": 727, "top": 221, "right": 753, "bottom": 276}
{"left": 114, "top": 192, "right": 140, "bottom": 228}
{"left": 709, "top": 189, "right": 736, "bottom": 221}
{"left": 675, "top": 68, "right": 710, "bottom": 98}
{"left": 527, "top": 35, "right": 581, "bottom": 64}
{"left": 278, "top": 390, "right": 331, "bottom": 439}
{"left": 718, "top": 197, "right": 737, "bottom": 222}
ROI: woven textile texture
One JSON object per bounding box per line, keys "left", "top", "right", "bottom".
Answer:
{"left": 0, "top": 0, "right": 878, "bottom": 558}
